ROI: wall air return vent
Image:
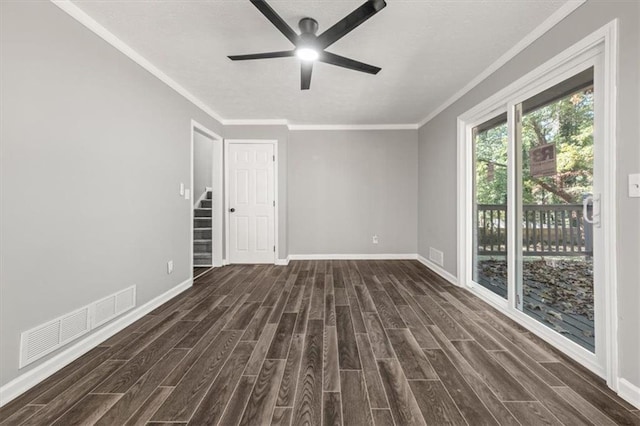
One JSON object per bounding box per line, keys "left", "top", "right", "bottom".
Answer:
{"left": 19, "top": 285, "right": 136, "bottom": 368}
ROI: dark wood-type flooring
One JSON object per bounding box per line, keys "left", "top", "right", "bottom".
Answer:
{"left": 1, "top": 260, "right": 638, "bottom": 425}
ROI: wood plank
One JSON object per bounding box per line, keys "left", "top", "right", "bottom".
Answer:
{"left": 188, "top": 341, "right": 256, "bottom": 426}
{"left": 219, "top": 376, "right": 257, "bottom": 426}
{"left": 323, "top": 392, "right": 343, "bottom": 426}
{"left": 245, "top": 324, "right": 278, "bottom": 376}
{"left": 349, "top": 296, "right": 367, "bottom": 333}
{"left": 294, "top": 280, "right": 313, "bottom": 334}
{"left": 241, "top": 306, "right": 272, "bottom": 341}
{"left": 503, "top": 401, "right": 563, "bottom": 426}
{"left": 272, "top": 407, "right": 293, "bottom": 426}
{"left": 95, "top": 348, "right": 188, "bottom": 425}
{"left": 52, "top": 393, "right": 120, "bottom": 426}
{"left": 174, "top": 305, "right": 229, "bottom": 349}
{"left": 267, "top": 312, "right": 298, "bottom": 359}
{"left": 553, "top": 386, "right": 617, "bottom": 426}
{"left": 355, "top": 285, "right": 377, "bottom": 312}
{"left": 451, "top": 341, "right": 533, "bottom": 402}
{"left": 0, "top": 405, "right": 43, "bottom": 426}
{"left": 541, "top": 361, "right": 640, "bottom": 425}
{"left": 324, "top": 283, "right": 336, "bottom": 326}
{"left": 423, "top": 349, "right": 498, "bottom": 426}
{"left": 369, "top": 290, "right": 406, "bottom": 328}
{"left": 387, "top": 329, "right": 437, "bottom": 380}
{"left": 239, "top": 358, "right": 286, "bottom": 426}
{"left": 415, "top": 296, "right": 470, "bottom": 340}
{"left": 355, "top": 334, "right": 389, "bottom": 409}
{"left": 292, "top": 319, "right": 324, "bottom": 426}
{"left": 372, "top": 409, "right": 395, "bottom": 426}
{"left": 334, "top": 288, "right": 348, "bottom": 306}
{"left": 309, "top": 272, "right": 325, "bottom": 320}
{"left": 440, "top": 302, "right": 502, "bottom": 350}
{"left": 277, "top": 333, "right": 304, "bottom": 407}
{"left": 340, "top": 370, "right": 374, "bottom": 426}
{"left": 22, "top": 360, "right": 124, "bottom": 426}
{"left": 409, "top": 380, "right": 467, "bottom": 426}
{"left": 324, "top": 326, "right": 340, "bottom": 392}
{"left": 376, "top": 358, "right": 426, "bottom": 426}
{"left": 151, "top": 329, "right": 242, "bottom": 421}
{"left": 490, "top": 352, "right": 592, "bottom": 426}
{"left": 396, "top": 305, "right": 440, "bottom": 349}
{"left": 224, "top": 301, "right": 262, "bottom": 330}
{"left": 428, "top": 326, "right": 520, "bottom": 426}
{"left": 335, "top": 305, "right": 361, "bottom": 369}
{"left": 123, "top": 387, "right": 173, "bottom": 426}
{"left": 363, "top": 312, "right": 395, "bottom": 359}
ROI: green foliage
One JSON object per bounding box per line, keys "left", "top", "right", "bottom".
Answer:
{"left": 475, "top": 88, "right": 594, "bottom": 205}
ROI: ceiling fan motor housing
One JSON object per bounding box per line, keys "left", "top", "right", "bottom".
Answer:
{"left": 298, "top": 17, "right": 319, "bottom": 35}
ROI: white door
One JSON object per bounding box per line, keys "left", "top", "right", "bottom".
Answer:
{"left": 227, "top": 142, "right": 275, "bottom": 264}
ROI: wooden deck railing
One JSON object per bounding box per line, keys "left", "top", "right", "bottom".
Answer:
{"left": 476, "top": 204, "right": 593, "bottom": 256}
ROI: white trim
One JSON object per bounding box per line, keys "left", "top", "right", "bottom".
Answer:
{"left": 288, "top": 254, "right": 418, "bottom": 260}
{"left": 275, "top": 257, "right": 290, "bottom": 266}
{"left": 456, "top": 21, "right": 619, "bottom": 386}
{"left": 191, "top": 120, "right": 224, "bottom": 268}
{"left": 618, "top": 379, "right": 640, "bottom": 410}
{"left": 288, "top": 124, "right": 419, "bottom": 131}
{"left": 416, "top": 255, "right": 458, "bottom": 286}
{"left": 225, "top": 139, "right": 279, "bottom": 265}
{"left": 0, "top": 278, "right": 192, "bottom": 407}
{"left": 418, "top": 0, "right": 586, "bottom": 127}
{"left": 225, "top": 119, "right": 289, "bottom": 126}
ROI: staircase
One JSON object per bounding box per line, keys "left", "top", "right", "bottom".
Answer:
{"left": 193, "top": 190, "right": 213, "bottom": 266}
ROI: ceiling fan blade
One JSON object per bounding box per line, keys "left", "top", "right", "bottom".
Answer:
{"left": 301, "top": 61, "right": 313, "bottom": 90}
{"left": 316, "top": 0, "right": 387, "bottom": 49}
{"left": 228, "top": 50, "right": 295, "bottom": 60}
{"left": 250, "top": 0, "right": 299, "bottom": 45}
{"left": 319, "top": 51, "right": 381, "bottom": 75}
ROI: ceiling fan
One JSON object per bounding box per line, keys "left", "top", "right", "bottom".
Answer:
{"left": 228, "top": 0, "right": 387, "bottom": 90}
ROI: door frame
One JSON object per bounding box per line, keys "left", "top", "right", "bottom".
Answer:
{"left": 224, "top": 139, "right": 278, "bottom": 265}
{"left": 456, "top": 21, "right": 618, "bottom": 388}
{"left": 190, "top": 120, "right": 224, "bottom": 277}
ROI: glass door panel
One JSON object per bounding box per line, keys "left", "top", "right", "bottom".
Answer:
{"left": 472, "top": 113, "right": 508, "bottom": 299}
{"left": 516, "top": 68, "right": 596, "bottom": 352}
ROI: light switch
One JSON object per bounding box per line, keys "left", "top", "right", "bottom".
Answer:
{"left": 179, "top": 183, "right": 185, "bottom": 196}
{"left": 185, "top": 189, "right": 191, "bottom": 200}
{"left": 629, "top": 174, "right": 640, "bottom": 198}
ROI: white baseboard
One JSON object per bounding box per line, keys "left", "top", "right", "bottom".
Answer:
{"left": 416, "top": 255, "right": 458, "bottom": 285}
{"left": 288, "top": 253, "right": 418, "bottom": 260}
{"left": 275, "top": 257, "right": 290, "bottom": 266}
{"left": 618, "top": 378, "right": 640, "bottom": 409}
{"left": 0, "top": 277, "right": 193, "bottom": 407}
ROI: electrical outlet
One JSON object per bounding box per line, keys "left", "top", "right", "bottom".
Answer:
{"left": 372, "top": 235, "right": 379, "bottom": 244}
{"left": 167, "top": 260, "right": 174, "bottom": 274}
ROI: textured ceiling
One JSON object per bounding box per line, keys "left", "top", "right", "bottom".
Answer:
{"left": 71, "top": 0, "right": 567, "bottom": 125}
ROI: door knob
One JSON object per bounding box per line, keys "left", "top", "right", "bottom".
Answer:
{"left": 230, "top": 208, "right": 235, "bottom": 213}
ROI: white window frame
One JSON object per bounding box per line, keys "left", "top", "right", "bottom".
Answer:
{"left": 457, "top": 20, "right": 618, "bottom": 388}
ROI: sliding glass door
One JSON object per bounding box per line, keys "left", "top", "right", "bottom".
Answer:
{"left": 463, "top": 43, "right": 609, "bottom": 375}
{"left": 515, "top": 68, "right": 598, "bottom": 352}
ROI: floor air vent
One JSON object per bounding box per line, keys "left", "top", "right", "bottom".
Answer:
{"left": 20, "top": 285, "right": 135, "bottom": 368}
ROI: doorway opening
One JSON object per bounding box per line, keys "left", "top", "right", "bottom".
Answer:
{"left": 191, "top": 120, "right": 223, "bottom": 278}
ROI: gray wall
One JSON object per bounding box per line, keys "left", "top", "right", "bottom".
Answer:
{"left": 417, "top": 1, "right": 640, "bottom": 387}
{"left": 289, "top": 130, "right": 418, "bottom": 255}
{"left": 224, "top": 125, "right": 289, "bottom": 260}
{"left": 193, "top": 130, "right": 214, "bottom": 205}
{"left": 0, "top": 1, "right": 223, "bottom": 386}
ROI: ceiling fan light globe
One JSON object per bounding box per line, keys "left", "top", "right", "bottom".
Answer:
{"left": 296, "top": 48, "right": 319, "bottom": 62}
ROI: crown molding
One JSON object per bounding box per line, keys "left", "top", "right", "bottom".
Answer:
{"left": 288, "top": 124, "right": 419, "bottom": 131}
{"left": 417, "top": 0, "right": 587, "bottom": 128}
{"left": 52, "top": 0, "right": 585, "bottom": 132}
